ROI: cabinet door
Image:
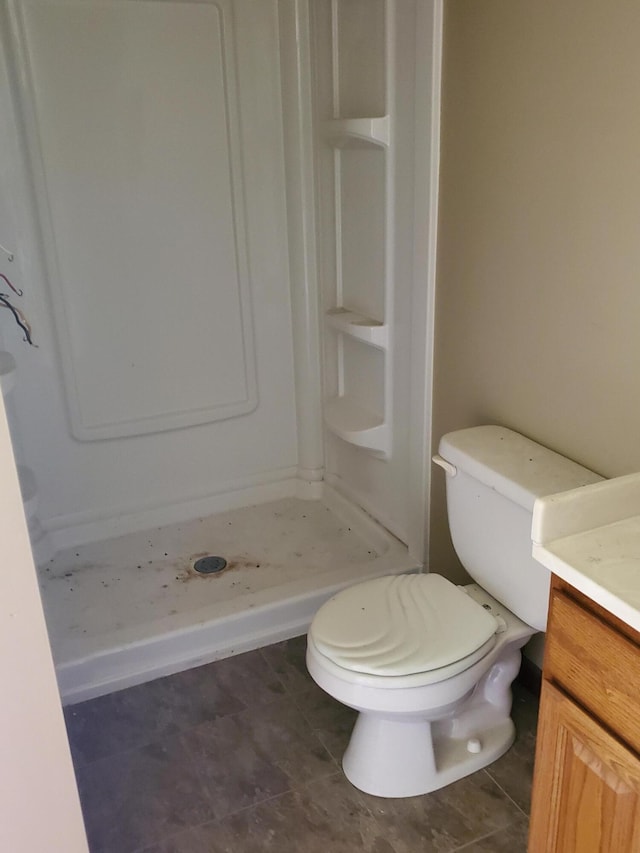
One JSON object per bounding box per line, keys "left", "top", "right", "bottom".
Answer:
{"left": 528, "top": 681, "right": 640, "bottom": 853}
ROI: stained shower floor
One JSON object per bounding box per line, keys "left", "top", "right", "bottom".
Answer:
{"left": 39, "top": 495, "right": 415, "bottom": 703}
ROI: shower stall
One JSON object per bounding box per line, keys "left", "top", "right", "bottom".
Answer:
{"left": 0, "top": 0, "right": 441, "bottom": 702}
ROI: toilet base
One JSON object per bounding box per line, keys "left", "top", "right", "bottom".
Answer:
{"left": 342, "top": 712, "right": 515, "bottom": 798}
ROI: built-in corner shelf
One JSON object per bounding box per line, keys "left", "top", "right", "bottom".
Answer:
{"left": 325, "top": 308, "right": 388, "bottom": 349}
{"left": 324, "top": 396, "right": 390, "bottom": 457}
{"left": 0, "top": 350, "right": 17, "bottom": 396}
{"left": 323, "top": 116, "right": 390, "bottom": 149}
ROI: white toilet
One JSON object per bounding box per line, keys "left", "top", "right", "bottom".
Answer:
{"left": 306, "top": 425, "right": 602, "bottom": 798}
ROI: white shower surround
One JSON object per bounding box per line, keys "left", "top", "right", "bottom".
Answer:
{"left": 4, "top": 0, "right": 306, "bottom": 536}
{"left": 0, "top": 0, "right": 442, "bottom": 700}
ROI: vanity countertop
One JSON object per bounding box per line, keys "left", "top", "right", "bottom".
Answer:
{"left": 531, "top": 472, "right": 640, "bottom": 633}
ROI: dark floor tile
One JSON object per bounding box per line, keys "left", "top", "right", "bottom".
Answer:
{"left": 179, "top": 696, "right": 334, "bottom": 821}
{"left": 179, "top": 714, "right": 290, "bottom": 821}
{"left": 260, "top": 634, "right": 314, "bottom": 694}
{"left": 76, "top": 734, "right": 215, "bottom": 853}
{"left": 485, "top": 683, "right": 539, "bottom": 814}
{"left": 65, "top": 650, "right": 280, "bottom": 767}
{"left": 195, "top": 773, "right": 392, "bottom": 853}
{"left": 362, "top": 770, "right": 523, "bottom": 853}
{"left": 438, "top": 770, "right": 523, "bottom": 833}
{"left": 138, "top": 826, "right": 205, "bottom": 853}
{"left": 142, "top": 760, "right": 530, "bottom": 853}
{"left": 292, "top": 680, "right": 357, "bottom": 762}
{"left": 207, "top": 647, "right": 287, "bottom": 707}
{"left": 69, "top": 641, "right": 540, "bottom": 853}
{"left": 244, "top": 696, "right": 337, "bottom": 784}
{"left": 457, "top": 813, "right": 529, "bottom": 851}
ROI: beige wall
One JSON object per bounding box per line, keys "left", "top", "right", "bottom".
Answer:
{"left": 0, "top": 391, "right": 88, "bottom": 851}
{"left": 430, "top": 0, "right": 640, "bottom": 580}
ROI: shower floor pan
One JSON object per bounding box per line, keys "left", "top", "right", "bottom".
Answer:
{"left": 39, "top": 488, "right": 418, "bottom": 704}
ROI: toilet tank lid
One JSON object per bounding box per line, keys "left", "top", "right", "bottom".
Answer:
{"left": 438, "top": 426, "right": 603, "bottom": 511}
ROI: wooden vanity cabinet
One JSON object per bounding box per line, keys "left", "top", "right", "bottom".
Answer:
{"left": 528, "top": 576, "right": 640, "bottom": 852}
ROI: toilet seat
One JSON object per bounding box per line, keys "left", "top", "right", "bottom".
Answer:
{"left": 309, "top": 574, "right": 499, "bottom": 685}
{"left": 307, "top": 632, "right": 498, "bottom": 690}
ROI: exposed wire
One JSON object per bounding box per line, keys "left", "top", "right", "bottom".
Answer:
{"left": 0, "top": 273, "right": 23, "bottom": 296}
{"left": 5, "top": 300, "right": 32, "bottom": 337}
{"left": 0, "top": 243, "right": 14, "bottom": 262}
{"left": 0, "top": 294, "right": 36, "bottom": 346}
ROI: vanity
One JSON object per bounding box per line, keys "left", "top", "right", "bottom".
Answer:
{"left": 528, "top": 474, "right": 640, "bottom": 852}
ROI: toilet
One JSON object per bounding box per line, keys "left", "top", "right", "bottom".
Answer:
{"left": 306, "top": 425, "right": 602, "bottom": 798}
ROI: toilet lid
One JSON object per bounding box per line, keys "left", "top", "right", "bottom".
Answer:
{"left": 310, "top": 574, "right": 499, "bottom": 677}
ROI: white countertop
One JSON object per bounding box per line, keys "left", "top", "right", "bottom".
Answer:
{"left": 531, "top": 472, "right": 640, "bottom": 633}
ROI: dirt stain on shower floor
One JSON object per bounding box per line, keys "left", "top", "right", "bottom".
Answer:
{"left": 175, "top": 553, "right": 269, "bottom": 583}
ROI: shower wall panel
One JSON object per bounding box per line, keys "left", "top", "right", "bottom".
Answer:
{"left": 3, "top": 0, "right": 299, "bottom": 538}
{"left": 20, "top": 0, "right": 256, "bottom": 440}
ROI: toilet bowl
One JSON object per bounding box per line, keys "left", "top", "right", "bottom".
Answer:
{"left": 306, "top": 425, "right": 602, "bottom": 798}
{"left": 307, "top": 574, "right": 532, "bottom": 797}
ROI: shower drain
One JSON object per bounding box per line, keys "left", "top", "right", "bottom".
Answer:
{"left": 193, "top": 555, "right": 227, "bottom": 574}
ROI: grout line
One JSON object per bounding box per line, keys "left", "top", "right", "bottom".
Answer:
{"left": 257, "top": 644, "right": 298, "bottom": 695}
{"left": 450, "top": 826, "right": 508, "bottom": 852}
{"left": 287, "top": 691, "right": 344, "bottom": 767}
{"left": 69, "top": 640, "right": 316, "bottom": 772}
{"left": 482, "top": 768, "right": 530, "bottom": 818}
{"left": 73, "top": 641, "right": 343, "bottom": 849}
{"left": 254, "top": 645, "right": 342, "bottom": 771}
{"left": 68, "top": 701, "right": 246, "bottom": 773}
{"left": 131, "top": 770, "right": 347, "bottom": 853}
{"left": 450, "top": 811, "right": 529, "bottom": 852}
{"left": 68, "top": 730, "right": 171, "bottom": 775}
{"left": 175, "top": 703, "right": 339, "bottom": 818}
{"left": 257, "top": 638, "right": 316, "bottom": 695}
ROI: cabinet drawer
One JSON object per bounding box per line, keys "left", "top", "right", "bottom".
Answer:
{"left": 545, "top": 590, "right": 640, "bottom": 754}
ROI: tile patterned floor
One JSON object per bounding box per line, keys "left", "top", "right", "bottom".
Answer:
{"left": 65, "top": 637, "right": 538, "bottom": 853}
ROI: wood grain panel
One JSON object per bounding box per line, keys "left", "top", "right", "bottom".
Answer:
{"left": 551, "top": 574, "right": 640, "bottom": 645}
{"left": 529, "top": 681, "right": 640, "bottom": 853}
{"left": 544, "top": 590, "right": 640, "bottom": 754}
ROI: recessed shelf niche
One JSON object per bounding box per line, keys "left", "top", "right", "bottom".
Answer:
{"left": 325, "top": 330, "right": 389, "bottom": 456}
{"left": 339, "top": 147, "right": 386, "bottom": 322}
{"left": 335, "top": 0, "right": 386, "bottom": 118}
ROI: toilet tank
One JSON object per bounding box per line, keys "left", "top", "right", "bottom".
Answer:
{"left": 437, "top": 426, "right": 602, "bottom": 631}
